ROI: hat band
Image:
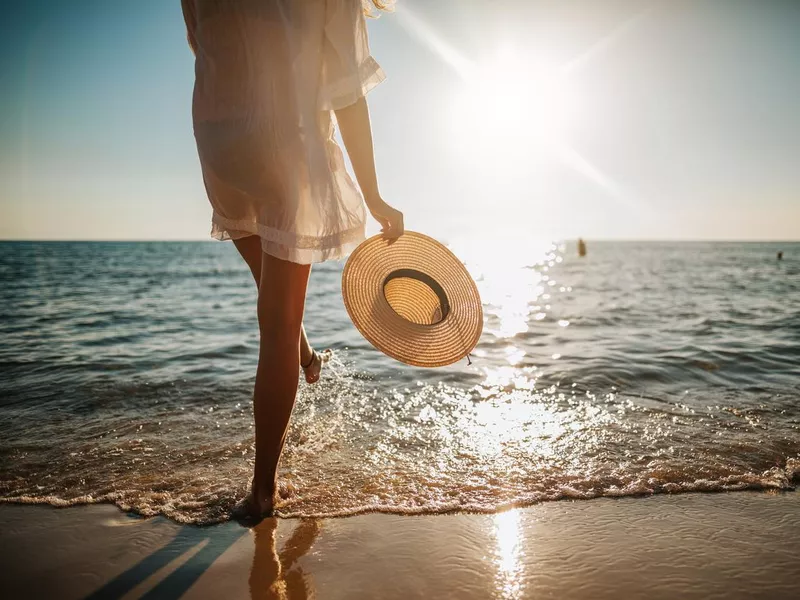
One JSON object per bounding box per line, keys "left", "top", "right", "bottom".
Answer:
{"left": 383, "top": 268, "right": 451, "bottom": 325}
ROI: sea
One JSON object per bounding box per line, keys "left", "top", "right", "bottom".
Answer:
{"left": 0, "top": 240, "right": 798, "bottom": 523}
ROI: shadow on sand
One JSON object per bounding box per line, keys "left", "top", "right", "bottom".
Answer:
{"left": 85, "top": 518, "right": 320, "bottom": 600}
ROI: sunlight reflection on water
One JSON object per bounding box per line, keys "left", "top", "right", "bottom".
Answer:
{"left": 494, "top": 509, "right": 525, "bottom": 599}
{"left": 450, "top": 237, "right": 561, "bottom": 339}
{"left": 464, "top": 397, "right": 566, "bottom": 462}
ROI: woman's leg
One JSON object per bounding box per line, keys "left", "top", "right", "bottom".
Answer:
{"left": 233, "top": 237, "right": 311, "bottom": 512}
{"left": 251, "top": 250, "right": 311, "bottom": 512}
{"left": 234, "top": 237, "right": 316, "bottom": 369}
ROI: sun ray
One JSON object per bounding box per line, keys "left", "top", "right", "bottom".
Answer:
{"left": 556, "top": 143, "right": 644, "bottom": 211}
{"left": 562, "top": 5, "right": 656, "bottom": 76}
{"left": 554, "top": 6, "right": 656, "bottom": 209}
{"left": 396, "top": 4, "right": 655, "bottom": 212}
{"left": 395, "top": 5, "right": 475, "bottom": 80}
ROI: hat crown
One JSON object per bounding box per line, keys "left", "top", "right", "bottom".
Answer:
{"left": 383, "top": 268, "right": 450, "bottom": 326}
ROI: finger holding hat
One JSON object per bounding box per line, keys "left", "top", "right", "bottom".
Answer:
{"left": 366, "top": 197, "right": 404, "bottom": 240}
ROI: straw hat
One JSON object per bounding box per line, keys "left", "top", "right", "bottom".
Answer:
{"left": 342, "top": 231, "right": 483, "bottom": 367}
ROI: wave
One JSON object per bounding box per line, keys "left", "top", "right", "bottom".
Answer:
{"left": 2, "top": 459, "right": 796, "bottom": 524}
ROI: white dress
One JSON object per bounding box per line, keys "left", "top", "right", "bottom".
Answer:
{"left": 181, "top": 0, "right": 385, "bottom": 263}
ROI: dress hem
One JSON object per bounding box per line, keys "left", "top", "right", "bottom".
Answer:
{"left": 210, "top": 213, "right": 365, "bottom": 265}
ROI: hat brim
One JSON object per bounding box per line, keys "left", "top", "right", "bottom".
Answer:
{"left": 342, "top": 232, "right": 483, "bottom": 368}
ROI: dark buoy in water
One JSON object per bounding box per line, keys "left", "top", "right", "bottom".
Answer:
{"left": 777, "top": 251, "right": 783, "bottom": 260}
{"left": 578, "top": 238, "right": 587, "bottom": 257}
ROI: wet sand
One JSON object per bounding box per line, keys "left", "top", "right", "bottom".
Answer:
{"left": 1, "top": 491, "right": 798, "bottom": 599}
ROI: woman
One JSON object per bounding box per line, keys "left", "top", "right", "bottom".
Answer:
{"left": 180, "top": 0, "right": 403, "bottom": 517}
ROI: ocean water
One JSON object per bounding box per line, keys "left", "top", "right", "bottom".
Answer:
{"left": 0, "top": 240, "right": 798, "bottom": 523}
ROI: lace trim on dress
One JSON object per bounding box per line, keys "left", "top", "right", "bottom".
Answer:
{"left": 211, "top": 212, "right": 366, "bottom": 263}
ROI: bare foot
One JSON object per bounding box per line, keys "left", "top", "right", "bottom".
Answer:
{"left": 233, "top": 488, "right": 274, "bottom": 523}
{"left": 232, "top": 491, "right": 272, "bottom": 523}
{"left": 233, "top": 480, "right": 297, "bottom": 522}
{"left": 302, "top": 349, "right": 331, "bottom": 384}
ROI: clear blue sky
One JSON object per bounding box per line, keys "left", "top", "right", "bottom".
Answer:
{"left": 1, "top": 0, "right": 798, "bottom": 241}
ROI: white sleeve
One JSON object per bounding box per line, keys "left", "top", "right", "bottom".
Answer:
{"left": 319, "top": 0, "right": 386, "bottom": 110}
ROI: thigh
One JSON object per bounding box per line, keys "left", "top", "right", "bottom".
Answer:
{"left": 257, "top": 252, "right": 311, "bottom": 334}
{"left": 233, "top": 235, "right": 263, "bottom": 286}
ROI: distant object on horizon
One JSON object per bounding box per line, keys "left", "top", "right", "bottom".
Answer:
{"left": 777, "top": 251, "right": 783, "bottom": 260}
{"left": 578, "top": 238, "right": 587, "bottom": 257}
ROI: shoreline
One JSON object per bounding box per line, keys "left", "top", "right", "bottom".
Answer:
{"left": 2, "top": 466, "right": 797, "bottom": 523}
{"left": 2, "top": 489, "right": 798, "bottom": 599}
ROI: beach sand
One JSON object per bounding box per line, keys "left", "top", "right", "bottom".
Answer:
{"left": 1, "top": 491, "right": 798, "bottom": 599}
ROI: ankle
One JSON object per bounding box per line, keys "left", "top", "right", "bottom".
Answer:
{"left": 251, "top": 478, "right": 276, "bottom": 500}
{"left": 301, "top": 348, "right": 316, "bottom": 368}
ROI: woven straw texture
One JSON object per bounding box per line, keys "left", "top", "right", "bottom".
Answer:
{"left": 342, "top": 232, "right": 483, "bottom": 367}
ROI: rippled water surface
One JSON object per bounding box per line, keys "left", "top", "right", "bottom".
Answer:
{"left": 1, "top": 240, "right": 798, "bottom": 522}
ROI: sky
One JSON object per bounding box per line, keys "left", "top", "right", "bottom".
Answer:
{"left": 1, "top": 0, "right": 798, "bottom": 242}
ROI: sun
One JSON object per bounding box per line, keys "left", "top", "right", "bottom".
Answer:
{"left": 399, "top": 4, "right": 636, "bottom": 214}
{"left": 451, "top": 48, "right": 577, "bottom": 160}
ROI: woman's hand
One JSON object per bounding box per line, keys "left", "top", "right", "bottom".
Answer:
{"left": 366, "top": 197, "right": 404, "bottom": 239}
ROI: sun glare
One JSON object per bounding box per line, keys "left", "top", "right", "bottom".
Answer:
{"left": 452, "top": 48, "right": 577, "bottom": 161}
{"left": 397, "top": 4, "right": 643, "bottom": 215}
